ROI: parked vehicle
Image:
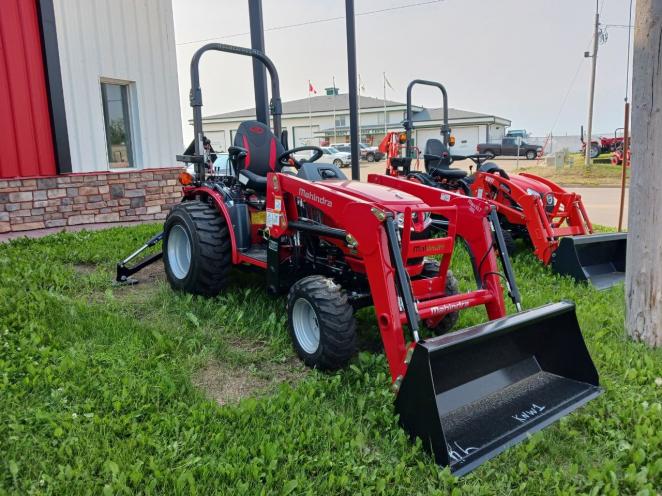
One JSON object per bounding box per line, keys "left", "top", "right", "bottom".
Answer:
{"left": 506, "top": 129, "right": 528, "bottom": 138}
{"left": 116, "top": 47, "right": 601, "bottom": 476}
{"left": 331, "top": 143, "right": 385, "bottom": 162}
{"left": 477, "top": 137, "right": 542, "bottom": 159}
{"left": 382, "top": 78, "right": 627, "bottom": 290}
{"left": 581, "top": 127, "right": 627, "bottom": 158}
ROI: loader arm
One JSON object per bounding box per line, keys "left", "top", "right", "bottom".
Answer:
{"left": 470, "top": 172, "right": 559, "bottom": 264}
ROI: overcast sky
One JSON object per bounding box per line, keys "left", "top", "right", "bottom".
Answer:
{"left": 171, "top": 0, "right": 635, "bottom": 139}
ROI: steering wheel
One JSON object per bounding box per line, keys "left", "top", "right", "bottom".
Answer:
{"left": 277, "top": 146, "right": 324, "bottom": 170}
{"left": 450, "top": 154, "right": 493, "bottom": 168}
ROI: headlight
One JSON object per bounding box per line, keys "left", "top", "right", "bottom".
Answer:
{"left": 526, "top": 188, "right": 539, "bottom": 197}
{"left": 545, "top": 193, "right": 554, "bottom": 206}
{"left": 396, "top": 212, "right": 432, "bottom": 229}
{"left": 396, "top": 212, "right": 405, "bottom": 228}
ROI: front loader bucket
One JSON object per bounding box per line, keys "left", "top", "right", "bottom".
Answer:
{"left": 551, "top": 233, "right": 627, "bottom": 290}
{"left": 395, "top": 301, "right": 601, "bottom": 476}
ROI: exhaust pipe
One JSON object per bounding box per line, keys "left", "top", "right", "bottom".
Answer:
{"left": 395, "top": 301, "right": 601, "bottom": 476}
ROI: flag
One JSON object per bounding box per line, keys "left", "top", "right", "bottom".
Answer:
{"left": 308, "top": 81, "right": 317, "bottom": 94}
{"left": 384, "top": 73, "right": 394, "bottom": 90}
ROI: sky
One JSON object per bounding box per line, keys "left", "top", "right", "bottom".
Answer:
{"left": 171, "top": 0, "right": 635, "bottom": 139}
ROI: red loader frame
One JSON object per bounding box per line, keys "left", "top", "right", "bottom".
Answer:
{"left": 471, "top": 171, "right": 593, "bottom": 264}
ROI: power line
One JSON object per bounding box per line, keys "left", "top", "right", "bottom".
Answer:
{"left": 176, "top": 0, "right": 444, "bottom": 46}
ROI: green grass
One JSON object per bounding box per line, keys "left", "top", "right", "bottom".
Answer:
{"left": 1, "top": 224, "right": 660, "bottom": 495}
{"left": 519, "top": 153, "right": 630, "bottom": 188}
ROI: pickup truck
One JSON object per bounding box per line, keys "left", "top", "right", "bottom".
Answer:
{"left": 476, "top": 138, "right": 542, "bottom": 160}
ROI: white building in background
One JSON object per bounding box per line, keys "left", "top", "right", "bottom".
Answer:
{"left": 200, "top": 88, "right": 510, "bottom": 156}
{"left": 52, "top": 0, "right": 183, "bottom": 172}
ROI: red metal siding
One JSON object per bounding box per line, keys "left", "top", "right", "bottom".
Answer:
{"left": 0, "top": 0, "right": 57, "bottom": 178}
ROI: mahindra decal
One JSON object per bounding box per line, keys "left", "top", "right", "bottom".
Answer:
{"left": 299, "top": 188, "right": 333, "bottom": 208}
{"left": 429, "top": 300, "right": 471, "bottom": 315}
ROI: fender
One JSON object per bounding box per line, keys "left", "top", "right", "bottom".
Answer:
{"left": 182, "top": 185, "right": 240, "bottom": 264}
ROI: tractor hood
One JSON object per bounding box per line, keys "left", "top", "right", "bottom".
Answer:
{"left": 509, "top": 174, "right": 553, "bottom": 196}
{"left": 319, "top": 180, "right": 425, "bottom": 209}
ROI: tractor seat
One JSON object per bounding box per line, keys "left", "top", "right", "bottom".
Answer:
{"left": 424, "top": 138, "right": 452, "bottom": 171}
{"left": 232, "top": 120, "right": 286, "bottom": 192}
{"left": 429, "top": 167, "right": 468, "bottom": 181}
{"left": 237, "top": 169, "right": 267, "bottom": 190}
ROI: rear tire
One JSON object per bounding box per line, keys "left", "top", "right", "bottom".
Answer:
{"left": 526, "top": 150, "right": 536, "bottom": 160}
{"left": 589, "top": 143, "right": 600, "bottom": 159}
{"left": 163, "top": 201, "right": 231, "bottom": 297}
{"left": 287, "top": 276, "right": 357, "bottom": 370}
{"left": 366, "top": 152, "right": 375, "bottom": 162}
{"left": 483, "top": 149, "right": 495, "bottom": 158}
{"left": 421, "top": 260, "right": 460, "bottom": 335}
{"left": 333, "top": 159, "right": 344, "bottom": 168}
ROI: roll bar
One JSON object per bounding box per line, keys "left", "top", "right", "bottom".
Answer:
{"left": 187, "top": 43, "right": 282, "bottom": 180}
{"left": 403, "top": 80, "right": 450, "bottom": 156}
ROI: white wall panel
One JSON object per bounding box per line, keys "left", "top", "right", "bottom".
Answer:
{"left": 54, "top": 0, "right": 183, "bottom": 172}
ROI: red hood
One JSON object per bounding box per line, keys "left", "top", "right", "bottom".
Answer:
{"left": 509, "top": 174, "right": 553, "bottom": 195}
{"left": 319, "top": 179, "right": 426, "bottom": 209}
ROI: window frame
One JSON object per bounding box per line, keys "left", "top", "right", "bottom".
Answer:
{"left": 100, "top": 79, "right": 136, "bottom": 169}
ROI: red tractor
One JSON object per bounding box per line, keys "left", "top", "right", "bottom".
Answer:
{"left": 117, "top": 46, "right": 601, "bottom": 475}
{"left": 381, "top": 80, "right": 627, "bottom": 290}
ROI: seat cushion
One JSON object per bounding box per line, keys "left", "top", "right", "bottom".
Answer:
{"left": 238, "top": 169, "right": 267, "bottom": 192}
{"left": 430, "top": 167, "right": 468, "bottom": 180}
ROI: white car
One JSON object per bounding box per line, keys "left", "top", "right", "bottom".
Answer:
{"left": 294, "top": 146, "right": 351, "bottom": 168}
{"left": 186, "top": 153, "right": 232, "bottom": 175}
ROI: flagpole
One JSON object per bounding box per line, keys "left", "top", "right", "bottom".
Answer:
{"left": 332, "top": 76, "right": 337, "bottom": 142}
{"left": 308, "top": 80, "right": 312, "bottom": 144}
{"left": 358, "top": 74, "right": 362, "bottom": 144}
{"left": 383, "top": 72, "right": 387, "bottom": 134}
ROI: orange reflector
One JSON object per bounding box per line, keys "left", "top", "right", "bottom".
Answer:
{"left": 449, "top": 136, "right": 456, "bottom": 146}
{"left": 398, "top": 133, "right": 407, "bottom": 144}
{"left": 178, "top": 171, "right": 194, "bottom": 185}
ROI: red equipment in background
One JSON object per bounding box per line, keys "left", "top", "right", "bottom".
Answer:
{"left": 381, "top": 80, "right": 627, "bottom": 290}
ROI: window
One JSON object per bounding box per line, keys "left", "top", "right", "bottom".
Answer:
{"left": 335, "top": 115, "right": 346, "bottom": 127}
{"left": 101, "top": 82, "right": 134, "bottom": 168}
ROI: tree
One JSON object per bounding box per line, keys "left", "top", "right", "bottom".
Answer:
{"left": 626, "top": 0, "right": 662, "bottom": 347}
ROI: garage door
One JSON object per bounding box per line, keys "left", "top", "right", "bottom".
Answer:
{"left": 292, "top": 125, "right": 320, "bottom": 147}
{"left": 451, "top": 126, "right": 480, "bottom": 155}
{"left": 206, "top": 130, "right": 226, "bottom": 152}
{"left": 415, "top": 126, "right": 480, "bottom": 156}
{"left": 415, "top": 128, "right": 444, "bottom": 155}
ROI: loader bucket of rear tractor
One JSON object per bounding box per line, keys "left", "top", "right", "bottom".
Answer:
{"left": 395, "top": 301, "right": 601, "bottom": 476}
{"left": 550, "top": 233, "right": 627, "bottom": 290}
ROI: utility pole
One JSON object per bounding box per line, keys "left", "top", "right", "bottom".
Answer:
{"left": 344, "top": 0, "right": 361, "bottom": 180}
{"left": 584, "top": 0, "right": 600, "bottom": 168}
{"left": 626, "top": 0, "right": 662, "bottom": 348}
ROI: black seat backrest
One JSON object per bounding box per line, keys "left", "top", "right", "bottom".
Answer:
{"left": 233, "top": 120, "right": 285, "bottom": 176}
{"left": 424, "top": 138, "right": 451, "bottom": 171}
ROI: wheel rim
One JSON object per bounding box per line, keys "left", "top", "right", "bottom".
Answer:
{"left": 334, "top": 160, "right": 342, "bottom": 167}
{"left": 367, "top": 154, "right": 374, "bottom": 162}
{"left": 167, "top": 224, "right": 192, "bottom": 280}
{"left": 292, "top": 298, "right": 320, "bottom": 354}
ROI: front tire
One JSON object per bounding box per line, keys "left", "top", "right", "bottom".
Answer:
{"left": 366, "top": 152, "right": 375, "bottom": 162}
{"left": 163, "top": 201, "right": 231, "bottom": 297}
{"left": 287, "top": 276, "right": 357, "bottom": 370}
{"left": 420, "top": 261, "right": 460, "bottom": 335}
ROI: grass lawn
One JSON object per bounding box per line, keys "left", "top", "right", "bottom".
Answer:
{"left": 519, "top": 154, "right": 630, "bottom": 187}
{"left": 1, "top": 224, "right": 660, "bottom": 494}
